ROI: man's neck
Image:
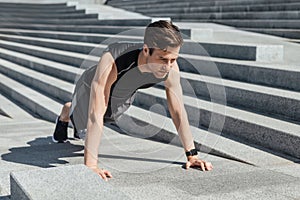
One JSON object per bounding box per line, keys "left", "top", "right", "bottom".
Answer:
{"left": 137, "top": 50, "right": 150, "bottom": 73}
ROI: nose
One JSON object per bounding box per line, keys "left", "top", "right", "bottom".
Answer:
{"left": 163, "top": 61, "right": 172, "bottom": 71}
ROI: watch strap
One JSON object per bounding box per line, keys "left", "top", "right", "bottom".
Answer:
{"left": 185, "top": 149, "right": 198, "bottom": 157}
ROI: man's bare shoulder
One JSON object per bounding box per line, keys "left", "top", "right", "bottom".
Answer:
{"left": 93, "top": 52, "right": 116, "bottom": 83}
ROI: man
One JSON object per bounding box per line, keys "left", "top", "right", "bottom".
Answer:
{"left": 52, "top": 20, "right": 213, "bottom": 181}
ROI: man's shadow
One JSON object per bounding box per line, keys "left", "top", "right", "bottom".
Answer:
{"left": 1, "top": 136, "right": 84, "bottom": 168}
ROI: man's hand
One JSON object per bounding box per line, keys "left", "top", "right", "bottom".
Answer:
{"left": 88, "top": 166, "right": 113, "bottom": 181}
{"left": 186, "top": 156, "right": 213, "bottom": 171}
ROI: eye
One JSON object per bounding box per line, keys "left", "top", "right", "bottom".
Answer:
{"left": 160, "top": 58, "right": 168, "bottom": 63}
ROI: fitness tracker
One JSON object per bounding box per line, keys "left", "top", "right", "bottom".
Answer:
{"left": 185, "top": 149, "right": 198, "bottom": 157}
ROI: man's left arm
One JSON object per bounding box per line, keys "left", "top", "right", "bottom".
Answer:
{"left": 164, "top": 62, "right": 213, "bottom": 171}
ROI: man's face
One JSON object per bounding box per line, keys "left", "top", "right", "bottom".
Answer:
{"left": 145, "top": 45, "right": 180, "bottom": 79}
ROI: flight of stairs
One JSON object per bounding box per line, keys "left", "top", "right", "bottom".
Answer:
{"left": 0, "top": 2, "right": 299, "bottom": 167}
{"left": 107, "top": 0, "right": 300, "bottom": 42}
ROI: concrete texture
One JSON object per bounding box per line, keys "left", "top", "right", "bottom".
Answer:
{"left": 137, "top": 2, "right": 300, "bottom": 14}
{"left": 0, "top": 1, "right": 300, "bottom": 199}
{"left": 109, "top": 0, "right": 300, "bottom": 40}
{"left": 69, "top": 2, "right": 150, "bottom": 19}
{"left": 0, "top": 29, "right": 283, "bottom": 62}
{"left": 133, "top": 88, "right": 300, "bottom": 159}
{"left": 10, "top": 164, "right": 129, "bottom": 200}
{"left": 0, "top": 111, "right": 299, "bottom": 199}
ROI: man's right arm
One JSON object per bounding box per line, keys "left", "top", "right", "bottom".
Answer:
{"left": 84, "top": 52, "right": 116, "bottom": 180}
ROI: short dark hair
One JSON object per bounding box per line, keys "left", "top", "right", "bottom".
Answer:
{"left": 144, "top": 20, "right": 183, "bottom": 55}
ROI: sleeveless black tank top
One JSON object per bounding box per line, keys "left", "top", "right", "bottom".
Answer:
{"left": 70, "top": 42, "right": 168, "bottom": 131}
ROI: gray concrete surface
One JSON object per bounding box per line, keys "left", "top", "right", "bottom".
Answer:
{"left": 0, "top": 29, "right": 283, "bottom": 62}
{"left": 137, "top": 2, "right": 300, "bottom": 14}
{"left": 10, "top": 164, "right": 130, "bottom": 200}
{"left": 0, "top": 1, "right": 300, "bottom": 199}
{"left": 109, "top": 0, "right": 300, "bottom": 40}
{"left": 0, "top": 103, "right": 299, "bottom": 199}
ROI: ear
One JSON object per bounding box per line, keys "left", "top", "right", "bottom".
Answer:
{"left": 143, "top": 44, "right": 149, "bottom": 56}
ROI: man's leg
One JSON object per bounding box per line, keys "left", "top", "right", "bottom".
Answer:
{"left": 59, "top": 102, "right": 71, "bottom": 122}
{"left": 52, "top": 102, "right": 72, "bottom": 143}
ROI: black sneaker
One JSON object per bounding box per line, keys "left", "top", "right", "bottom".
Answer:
{"left": 52, "top": 116, "right": 68, "bottom": 143}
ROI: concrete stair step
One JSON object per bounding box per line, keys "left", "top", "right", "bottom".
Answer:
{"left": 2, "top": 50, "right": 298, "bottom": 159}
{"left": 1, "top": 44, "right": 298, "bottom": 124}
{"left": 0, "top": 17, "right": 100, "bottom": 25}
{"left": 178, "top": 54, "right": 300, "bottom": 92}
{"left": 0, "top": 13, "right": 99, "bottom": 19}
{"left": 0, "top": 2, "right": 68, "bottom": 8}
{"left": 0, "top": 94, "right": 34, "bottom": 120}
{"left": 10, "top": 164, "right": 129, "bottom": 200}
{"left": 1, "top": 57, "right": 298, "bottom": 165}
{"left": 0, "top": 17, "right": 151, "bottom": 26}
{"left": 288, "top": 38, "right": 300, "bottom": 43}
{"left": 0, "top": 23, "right": 191, "bottom": 37}
{"left": 2, "top": 34, "right": 292, "bottom": 91}
{"left": 241, "top": 28, "right": 300, "bottom": 39}
{"left": 70, "top": 2, "right": 151, "bottom": 20}
{"left": 0, "top": 39, "right": 99, "bottom": 68}
{"left": 0, "top": 24, "right": 141, "bottom": 35}
{"left": 137, "top": 2, "right": 300, "bottom": 14}
{"left": 0, "top": 35, "right": 293, "bottom": 92}
{"left": 194, "top": 19, "right": 300, "bottom": 29}
{"left": 133, "top": 87, "right": 300, "bottom": 159}
{"left": 177, "top": 71, "right": 300, "bottom": 123}
{"left": 0, "top": 47, "right": 83, "bottom": 83}
{"left": 0, "top": 5, "right": 77, "bottom": 13}
{"left": 0, "top": 28, "right": 145, "bottom": 44}
{"left": 0, "top": 8, "right": 85, "bottom": 14}
{"left": 0, "top": 33, "right": 294, "bottom": 90}
{"left": 148, "top": 11, "right": 300, "bottom": 20}
{"left": 0, "top": 33, "right": 106, "bottom": 56}
{"left": 0, "top": 73, "right": 61, "bottom": 122}
{"left": 121, "top": 105, "right": 299, "bottom": 166}
{"left": 0, "top": 30, "right": 283, "bottom": 62}
{"left": 0, "top": 58, "right": 73, "bottom": 103}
